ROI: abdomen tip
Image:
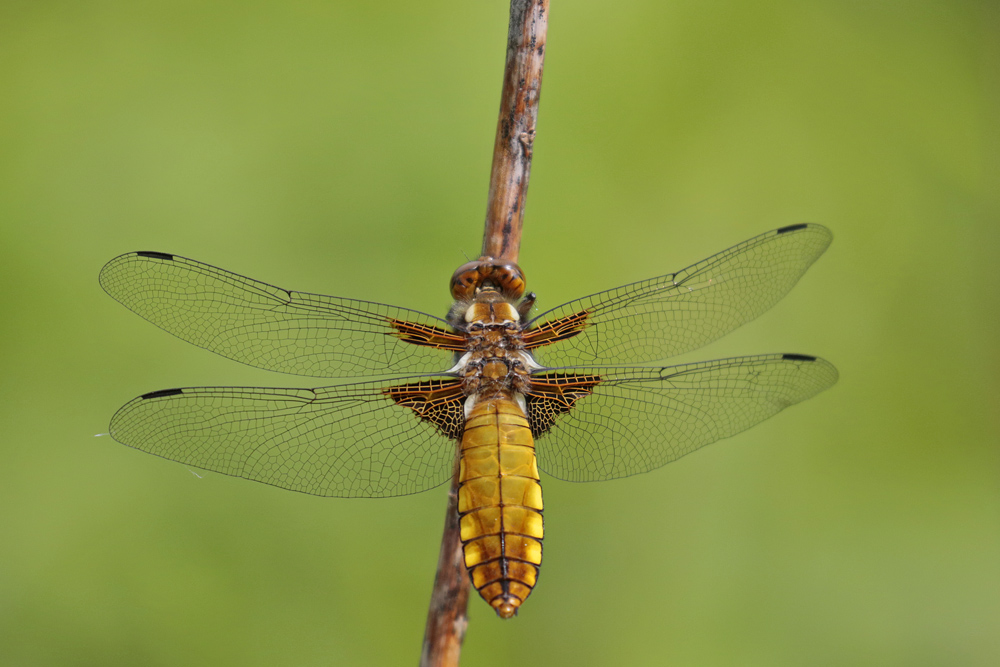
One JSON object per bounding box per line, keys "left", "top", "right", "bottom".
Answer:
{"left": 495, "top": 601, "right": 519, "bottom": 619}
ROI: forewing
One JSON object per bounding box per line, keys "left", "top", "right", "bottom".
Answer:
{"left": 525, "top": 224, "right": 832, "bottom": 366}
{"left": 99, "top": 252, "right": 464, "bottom": 378}
{"left": 108, "top": 377, "right": 464, "bottom": 498}
{"left": 529, "top": 354, "right": 838, "bottom": 482}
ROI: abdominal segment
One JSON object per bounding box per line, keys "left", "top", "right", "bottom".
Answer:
{"left": 457, "top": 396, "right": 544, "bottom": 618}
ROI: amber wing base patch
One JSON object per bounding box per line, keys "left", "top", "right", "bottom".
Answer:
{"left": 383, "top": 379, "right": 466, "bottom": 440}
{"left": 522, "top": 310, "right": 591, "bottom": 349}
{"left": 389, "top": 319, "right": 466, "bottom": 351}
{"left": 526, "top": 373, "right": 602, "bottom": 437}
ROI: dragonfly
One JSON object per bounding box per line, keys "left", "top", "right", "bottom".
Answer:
{"left": 100, "top": 223, "right": 837, "bottom": 619}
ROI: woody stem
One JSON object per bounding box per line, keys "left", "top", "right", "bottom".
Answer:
{"left": 420, "top": 1, "right": 549, "bottom": 665}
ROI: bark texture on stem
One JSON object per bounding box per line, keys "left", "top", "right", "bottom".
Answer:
{"left": 419, "top": 459, "right": 470, "bottom": 667}
{"left": 481, "top": 0, "right": 549, "bottom": 264}
{"left": 421, "top": 2, "right": 547, "bottom": 665}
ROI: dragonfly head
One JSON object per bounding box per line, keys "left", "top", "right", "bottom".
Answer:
{"left": 450, "top": 258, "right": 526, "bottom": 300}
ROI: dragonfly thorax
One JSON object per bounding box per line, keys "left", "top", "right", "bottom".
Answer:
{"left": 461, "top": 349, "right": 532, "bottom": 396}
{"left": 449, "top": 291, "right": 537, "bottom": 398}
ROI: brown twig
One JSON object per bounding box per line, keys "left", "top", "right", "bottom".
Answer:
{"left": 481, "top": 0, "right": 549, "bottom": 264}
{"left": 419, "top": 455, "right": 470, "bottom": 667}
{"left": 420, "top": 2, "right": 549, "bottom": 666}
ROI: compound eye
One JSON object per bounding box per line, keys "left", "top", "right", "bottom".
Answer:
{"left": 490, "top": 264, "right": 526, "bottom": 298}
{"left": 450, "top": 261, "right": 483, "bottom": 300}
{"left": 450, "top": 258, "right": 526, "bottom": 299}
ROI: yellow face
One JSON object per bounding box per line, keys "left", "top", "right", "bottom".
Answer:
{"left": 463, "top": 299, "right": 520, "bottom": 325}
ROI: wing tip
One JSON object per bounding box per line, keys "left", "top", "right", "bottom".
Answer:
{"left": 775, "top": 222, "right": 833, "bottom": 242}
{"left": 99, "top": 251, "right": 176, "bottom": 292}
{"left": 780, "top": 353, "right": 839, "bottom": 390}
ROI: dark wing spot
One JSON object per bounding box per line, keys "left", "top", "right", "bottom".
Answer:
{"left": 136, "top": 251, "right": 175, "bottom": 260}
{"left": 782, "top": 353, "right": 817, "bottom": 361}
{"left": 776, "top": 224, "right": 808, "bottom": 234}
{"left": 140, "top": 388, "right": 184, "bottom": 399}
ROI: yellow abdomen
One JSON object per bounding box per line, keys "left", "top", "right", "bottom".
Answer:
{"left": 458, "top": 396, "right": 543, "bottom": 618}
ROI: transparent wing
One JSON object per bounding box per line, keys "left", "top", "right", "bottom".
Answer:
{"left": 108, "top": 377, "right": 462, "bottom": 498}
{"left": 530, "top": 354, "right": 838, "bottom": 482}
{"left": 99, "top": 252, "right": 462, "bottom": 378}
{"left": 525, "top": 224, "right": 832, "bottom": 366}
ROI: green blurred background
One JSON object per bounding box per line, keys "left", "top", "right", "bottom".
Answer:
{"left": 2, "top": 1, "right": 997, "bottom": 665}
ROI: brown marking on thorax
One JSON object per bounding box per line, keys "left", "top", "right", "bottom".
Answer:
{"left": 456, "top": 291, "right": 532, "bottom": 398}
